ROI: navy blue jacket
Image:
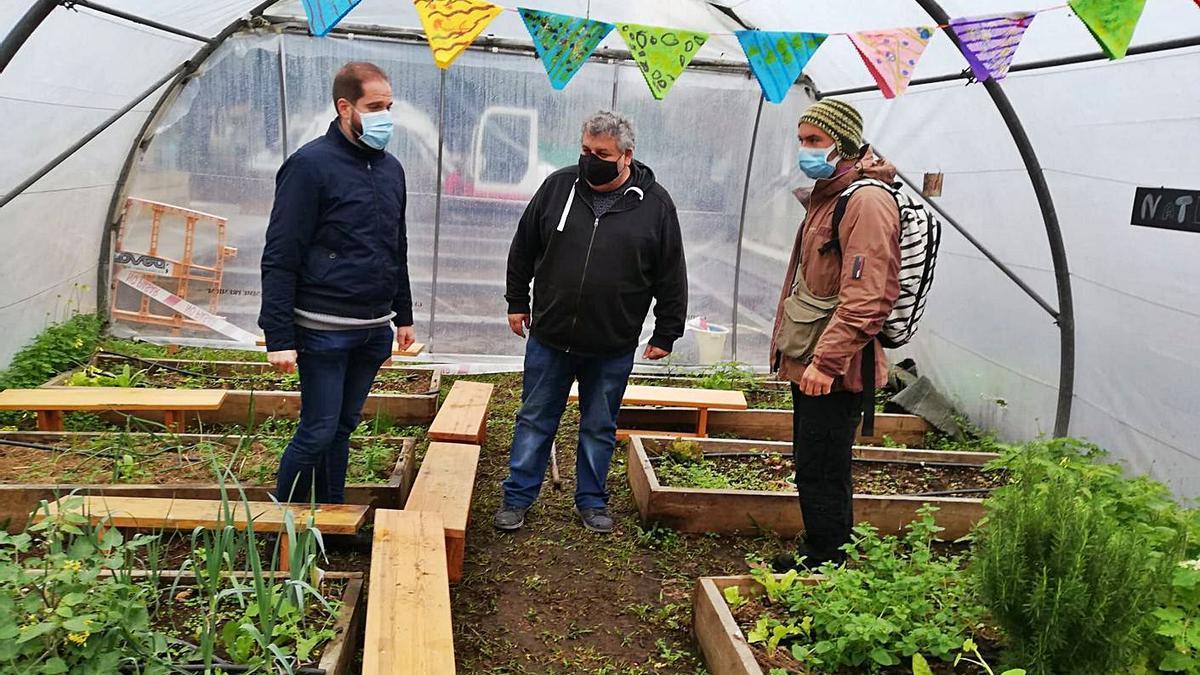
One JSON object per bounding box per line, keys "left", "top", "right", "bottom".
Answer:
{"left": 259, "top": 120, "right": 412, "bottom": 351}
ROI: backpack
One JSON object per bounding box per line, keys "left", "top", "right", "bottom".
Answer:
{"left": 824, "top": 178, "right": 942, "bottom": 349}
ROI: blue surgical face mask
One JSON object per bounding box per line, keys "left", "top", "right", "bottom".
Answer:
{"left": 797, "top": 143, "right": 839, "bottom": 179}
{"left": 357, "top": 109, "right": 393, "bottom": 150}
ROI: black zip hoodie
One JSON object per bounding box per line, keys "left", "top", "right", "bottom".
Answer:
{"left": 505, "top": 160, "right": 688, "bottom": 357}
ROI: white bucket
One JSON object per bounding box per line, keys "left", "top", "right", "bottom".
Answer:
{"left": 689, "top": 321, "right": 730, "bottom": 365}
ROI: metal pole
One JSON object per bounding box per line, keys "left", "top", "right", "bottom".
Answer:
{"left": 62, "top": 0, "right": 213, "bottom": 44}
{"left": 277, "top": 35, "right": 291, "bottom": 158}
{"left": 0, "top": 62, "right": 185, "bottom": 210}
{"left": 821, "top": 35, "right": 1200, "bottom": 98}
{"left": 730, "top": 94, "right": 764, "bottom": 362}
{"left": 610, "top": 61, "right": 620, "bottom": 109}
{"left": 913, "top": 0, "right": 1075, "bottom": 438}
{"left": 429, "top": 69, "right": 447, "bottom": 352}
{"left": 0, "top": 0, "right": 56, "bottom": 74}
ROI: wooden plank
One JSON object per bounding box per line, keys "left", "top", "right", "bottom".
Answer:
{"left": 428, "top": 380, "right": 494, "bottom": 444}
{"left": 405, "top": 442, "right": 481, "bottom": 583}
{"left": 320, "top": 574, "right": 367, "bottom": 675}
{"left": 0, "top": 387, "right": 226, "bottom": 412}
{"left": 37, "top": 495, "right": 367, "bottom": 534}
{"left": 363, "top": 510, "right": 456, "bottom": 675}
{"left": 693, "top": 578, "right": 765, "bottom": 675}
{"left": 570, "top": 384, "right": 747, "bottom": 410}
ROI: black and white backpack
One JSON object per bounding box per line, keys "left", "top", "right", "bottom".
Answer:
{"left": 825, "top": 178, "right": 941, "bottom": 349}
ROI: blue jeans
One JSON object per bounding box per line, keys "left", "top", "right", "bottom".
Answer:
{"left": 502, "top": 335, "right": 636, "bottom": 511}
{"left": 276, "top": 325, "right": 394, "bottom": 504}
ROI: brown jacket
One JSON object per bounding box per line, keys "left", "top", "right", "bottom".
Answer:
{"left": 769, "top": 149, "right": 901, "bottom": 392}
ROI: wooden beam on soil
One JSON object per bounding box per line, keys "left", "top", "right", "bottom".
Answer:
{"left": 0, "top": 387, "right": 226, "bottom": 432}
{"left": 615, "top": 407, "right": 933, "bottom": 446}
{"left": 428, "top": 380, "right": 494, "bottom": 444}
{"left": 363, "top": 509, "right": 456, "bottom": 675}
{"left": 405, "top": 442, "right": 481, "bottom": 583}
{"left": 693, "top": 576, "right": 821, "bottom": 675}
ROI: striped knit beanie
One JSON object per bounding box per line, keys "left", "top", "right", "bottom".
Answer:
{"left": 798, "top": 99, "right": 864, "bottom": 158}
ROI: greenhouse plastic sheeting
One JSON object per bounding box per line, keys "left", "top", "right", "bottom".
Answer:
{"left": 1, "top": 0, "right": 1199, "bottom": 497}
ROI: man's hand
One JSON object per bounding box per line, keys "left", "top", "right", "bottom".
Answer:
{"left": 267, "top": 349, "right": 298, "bottom": 374}
{"left": 508, "top": 313, "right": 531, "bottom": 338}
{"left": 395, "top": 325, "right": 416, "bottom": 351}
{"left": 799, "top": 365, "right": 834, "bottom": 397}
{"left": 643, "top": 345, "right": 670, "bottom": 360}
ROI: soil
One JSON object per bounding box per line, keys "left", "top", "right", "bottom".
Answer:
{"left": 649, "top": 451, "right": 1006, "bottom": 497}
{"left": 0, "top": 436, "right": 404, "bottom": 486}
{"left": 79, "top": 361, "right": 434, "bottom": 395}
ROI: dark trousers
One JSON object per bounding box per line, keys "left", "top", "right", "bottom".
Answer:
{"left": 791, "top": 384, "right": 864, "bottom": 560}
{"left": 276, "top": 325, "right": 394, "bottom": 504}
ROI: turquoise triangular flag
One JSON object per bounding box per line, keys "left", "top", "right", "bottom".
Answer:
{"left": 301, "top": 0, "right": 361, "bottom": 37}
{"left": 519, "top": 8, "right": 614, "bottom": 90}
{"left": 736, "top": 31, "right": 827, "bottom": 104}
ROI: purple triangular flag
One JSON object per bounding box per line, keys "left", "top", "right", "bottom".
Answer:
{"left": 949, "top": 12, "right": 1035, "bottom": 81}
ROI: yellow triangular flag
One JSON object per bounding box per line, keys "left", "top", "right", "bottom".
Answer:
{"left": 414, "top": 0, "right": 503, "bottom": 69}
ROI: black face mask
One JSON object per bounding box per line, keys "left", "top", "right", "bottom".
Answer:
{"left": 579, "top": 153, "right": 622, "bottom": 186}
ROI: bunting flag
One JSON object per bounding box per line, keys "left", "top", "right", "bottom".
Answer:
{"left": 300, "top": 0, "right": 360, "bottom": 37}
{"left": 736, "top": 31, "right": 828, "bottom": 104}
{"left": 849, "top": 27, "right": 935, "bottom": 98}
{"left": 1069, "top": 0, "right": 1146, "bottom": 60}
{"left": 519, "top": 8, "right": 614, "bottom": 90}
{"left": 617, "top": 23, "right": 708, "bottom": 100}
{"left": 949, "top": 12, "right": 1035, "bottom": 82}
{"left": 414, "top": 0, "right": 504, "bottom": 69}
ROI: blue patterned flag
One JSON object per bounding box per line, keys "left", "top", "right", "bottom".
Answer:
{"left": 520, "top": 8, "right": 614, "bottom": 90}
{"left": 301, "top": 0, "right": 361, "bottom": 37}
{"left": 736, "top": 31, "right": 827, "bottom": 103}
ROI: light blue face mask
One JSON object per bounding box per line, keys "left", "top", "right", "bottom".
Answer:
{"left": 357, "top": 109, "right": 393, "bottom": 150}
{"left": 797, "top": 143, "right": 839, "bottom": 180}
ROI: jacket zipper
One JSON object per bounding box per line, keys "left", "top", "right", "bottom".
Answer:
{"left": 565, "top": 214, "right": 602, "bottom": 353}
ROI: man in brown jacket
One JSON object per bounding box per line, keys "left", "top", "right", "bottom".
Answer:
{"left": 769, "top": 99, "right": 901, "bottom": 569}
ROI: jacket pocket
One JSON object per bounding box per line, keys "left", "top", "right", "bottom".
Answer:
{"left": 302, "top": 247, "right": 338, "bottom": 285}
{"left": 776, "top": 282, "right": 839, "bottom": 363}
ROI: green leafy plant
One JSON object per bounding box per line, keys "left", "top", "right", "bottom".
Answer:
{"left": 1154, "top": 559, "right": 1200, "bottom": 673}
{"left": 0, "top": 313, "right": 102, "bottom": 390}
{"left": 663, "top": 438, "right": 704, "bottom": 462}
{"left": 971, "top": 439, "right": 1187, "bottom": 675}
{"left": 696, "top": 362, "right": 759, "bottom": 391}
{"left": 66, "top": 364, "right": 146, "bottom": 388}
{"left": 746, "top": 506, "right": 983, "bottom": 671}
{"left": 912, "top": 642, "right": 1026, "bottom": 675}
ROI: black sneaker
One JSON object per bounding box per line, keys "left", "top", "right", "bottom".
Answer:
{"left": 575, "top": 506, "right": 614, "bottom": 534}
{"left": 493, "top": 505, "right": 528, "bottom": 531}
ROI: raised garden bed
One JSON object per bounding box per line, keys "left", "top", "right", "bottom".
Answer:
{"left": 0, "top": 432, "right": 416, "bottom": 532}
{"left": 629, "top": 436, "right": 996, "bottom": 539}
{"left": 693, "top": 575, "right": 987, "bottom": 675}
{"left": 616, "top": 407, "right": 934, "bottom": 446}
{"left": 43, "top": 355, "right": 440, "bottom": 427}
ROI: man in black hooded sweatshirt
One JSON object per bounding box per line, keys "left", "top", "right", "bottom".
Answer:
{"left": 496, "top": 110, "right": 688, "bottom": 534}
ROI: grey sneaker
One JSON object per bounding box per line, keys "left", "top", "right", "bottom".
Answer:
{"left": 575, "top": 506, "right": 614, "bottom": 534}
{"left": 493, "top": 505, "right": 528, "bottom": 531}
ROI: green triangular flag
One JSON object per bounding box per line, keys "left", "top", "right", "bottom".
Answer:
{"left": 617, "top": 23, "right": 708, "bottom": 100}
{"left": 1069, "top": 0, "right": 1146, "bottom": 59}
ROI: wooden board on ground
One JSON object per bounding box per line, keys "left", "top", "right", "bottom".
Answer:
{"left": 37, "top": 495, "right": 368, "bottom": 534}
{"left": 626, "top": 435, "right": 986, "bottom": 539}
{"left": 427, "top": 380, "right": 494, "bottom": 444}
{"left": 615, "top": 407, "right": 933, "bottom": 446}
{"left": 363, "top": 509, "right": 455, "bottom": 675}
{"left": 405, "top": 442, "right": 481, "bottom": 583}
{"left": 569, "top": 384, "right": 747, "bottom": 410}
{"left": 0, "top": 432, "right": 417, "bottom": 532}
{"left": 0, "top": 387, "right": 227, "bottom": 432}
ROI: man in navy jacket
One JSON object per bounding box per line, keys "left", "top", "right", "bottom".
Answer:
{"left": 259, "top": 62, "right": 414, "bottom": 504}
